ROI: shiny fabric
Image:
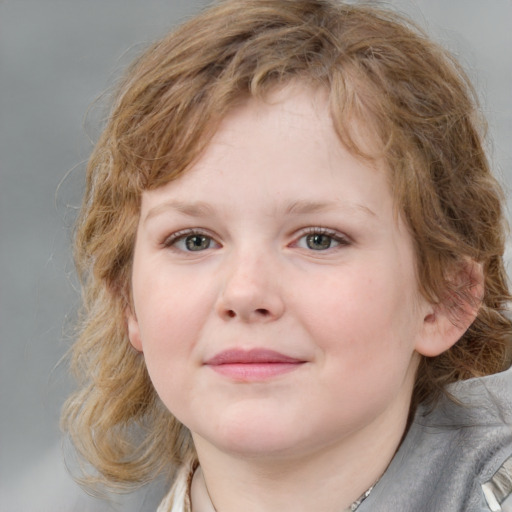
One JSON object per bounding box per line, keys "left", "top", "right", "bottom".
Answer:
{"left": 360, "top": 368, "right": 512, "bottom": 512}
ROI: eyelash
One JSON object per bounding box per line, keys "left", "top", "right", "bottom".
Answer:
{"left": 162, "top": 228, "right": 219, "bottom": 252}
{"left": 292, "top": 227, "right": 351, "bottom": 251}
{"left": 162, "top": 227, "right": 351, "bottom": 253}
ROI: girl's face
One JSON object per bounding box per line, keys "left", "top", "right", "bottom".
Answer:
{"left": 128, "top": 84, "right": 433, "bottom": 460}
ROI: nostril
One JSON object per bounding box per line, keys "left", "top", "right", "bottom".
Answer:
{"left": 222, "top": 308, "right": 275, "bottom": 320}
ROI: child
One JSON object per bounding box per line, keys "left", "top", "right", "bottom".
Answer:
{"left": 61, "top": 1, "right": 512, "bottom": 510}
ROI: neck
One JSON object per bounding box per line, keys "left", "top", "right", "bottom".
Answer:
{"left": 191, "top": 398, "right": 411, "bottom": 512}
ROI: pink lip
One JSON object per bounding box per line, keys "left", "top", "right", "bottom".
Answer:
{"left": 204, "top": 349, "right": 305, "bottom": 381}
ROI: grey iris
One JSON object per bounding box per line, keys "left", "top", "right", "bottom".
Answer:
{"left": 306, "top": 234, "right": 332, "bottom": 250}
{"left": 186, "top": 235, "right": 210, "bottom": 251}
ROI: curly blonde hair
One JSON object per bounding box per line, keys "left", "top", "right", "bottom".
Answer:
{"left": 62, "top": 0, "right": 512, "bottom": 492}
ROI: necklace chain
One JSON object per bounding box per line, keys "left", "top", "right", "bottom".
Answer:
{"left": 349, "top": 484, "right": 374, "bottom": 511}
{"left": 201, "top": 472, "right": 374, "bottom": 512}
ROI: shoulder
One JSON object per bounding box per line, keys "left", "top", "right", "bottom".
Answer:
{"left": 361, "top": 369, "right": 512, "bottom": 512}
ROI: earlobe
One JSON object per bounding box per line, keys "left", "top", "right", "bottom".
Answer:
{"left": 126, "top": 309, "right": 143, "bottom": 352}
{"left": 415, "top": 260, "right": 483, "bottom": 358}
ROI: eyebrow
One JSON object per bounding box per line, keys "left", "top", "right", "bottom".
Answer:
{"left": 144, "top": 200, "right": 215, "bottom": 224}
{"left": 143, "top": 198, "right": 376, "bottom": 224}
{"left": 284, "top": 199, "right": 376, "bottom": 218}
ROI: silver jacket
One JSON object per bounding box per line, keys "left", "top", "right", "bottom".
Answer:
{"left": 360, "top": 369, "right": 512, "bottom": 512}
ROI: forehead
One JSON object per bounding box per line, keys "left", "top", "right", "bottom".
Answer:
{"left": 139, "top": 83, "right": 396, "bottom": 228}
{"left": 138, "top": 74, "right": 392, "bottom": 200}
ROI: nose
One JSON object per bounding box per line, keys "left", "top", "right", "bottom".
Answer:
{"left": 215, "top": 250, "right": 285, "bottom": 323}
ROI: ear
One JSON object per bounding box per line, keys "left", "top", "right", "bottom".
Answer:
{"left": 126, "top": 308, "right": 143, "bottom": 352}
{"left": 415, "top": 259, "right": 483, "bottom": 357}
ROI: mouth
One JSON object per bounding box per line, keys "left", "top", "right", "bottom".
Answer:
{"left": 204, "top": 349, "right": 306, "bottom": 381}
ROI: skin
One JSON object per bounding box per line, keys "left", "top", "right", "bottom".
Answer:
{"left": 127, "top": 84, "right": 473, "bottom": 512}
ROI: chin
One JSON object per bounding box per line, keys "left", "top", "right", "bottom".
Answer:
{"left": 197, "top": 416, "right": 306, "bottom": 459}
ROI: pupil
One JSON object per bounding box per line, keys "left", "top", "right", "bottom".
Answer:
{"left": 186, "top": 235, "right": 209, "bottom": 251}
{"left": 307, "top": 234, "right": 331, "bottom": 250}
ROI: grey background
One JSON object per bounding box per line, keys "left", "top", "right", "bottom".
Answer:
{"left": 1, "top": 1, "right": 511, "bottom": 510}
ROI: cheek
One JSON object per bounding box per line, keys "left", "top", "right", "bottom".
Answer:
{"left": 133, "top": 287, "right": 204, "bottom": 415}
{"left": 134, "top": 262, "right": 212, "bottom": 336}
{"left": 302, "top": 271, "right": 421, "bottom": 421}
{"left": 132, "top": 270, "right": 215, "bottom": 381}
{"left": 301, "top": 263, "right": 420, "bottom": 362}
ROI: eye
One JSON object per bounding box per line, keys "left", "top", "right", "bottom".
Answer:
{"left": 294, "top": 228, "right": 350, "bottom": 251}
{"left": 163, "top": 229, "right": 220, "bottom": 252}
{"left": 182, "top": 234, "right": 212, "bottom": 251}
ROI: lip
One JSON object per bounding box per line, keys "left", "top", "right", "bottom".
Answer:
{"left": 204, "top": 349, "right": 305, "bottom": 381}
